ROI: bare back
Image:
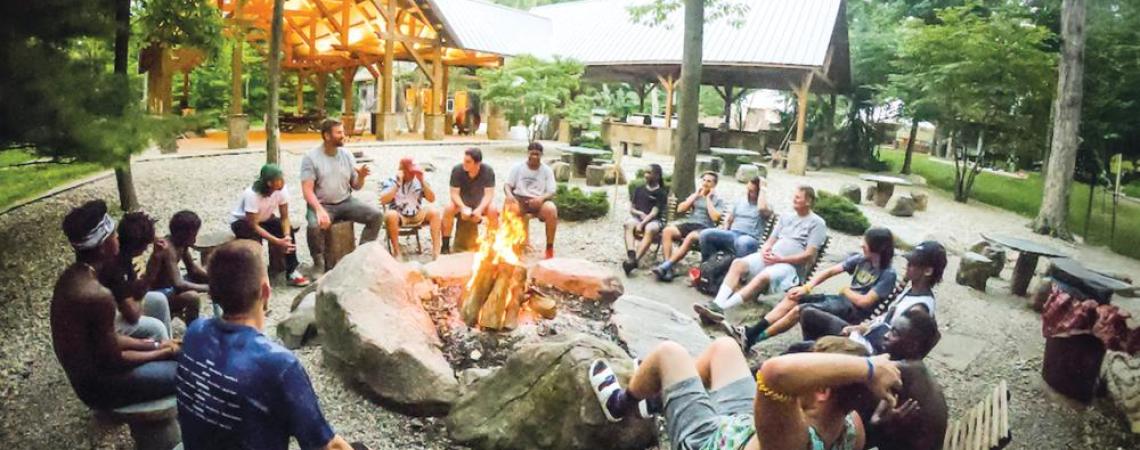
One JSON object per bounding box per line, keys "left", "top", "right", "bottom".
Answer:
{"left": 50, "top": 264, "right": 126, "bottom": 403}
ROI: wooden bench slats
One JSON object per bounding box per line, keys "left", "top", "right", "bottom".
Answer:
{"left": 1000, "top": 380, "right": 1010, "bottom": 442}
{"left": 990, "top": 380, "right": 1001, "bottom": 448}
{"left": 944, "top": 382, "right": 1012, "bottom": 450}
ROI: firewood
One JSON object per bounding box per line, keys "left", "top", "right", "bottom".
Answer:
{"left": 527, "top": 294, "right": 557, "bottom": 320}
{"left": 503, "top": 267, "right": 529, "bottom": 330}
{"left": 462, "top": 253, "right": 499, "bottom": 326}
{"left": 480, "top": 264, "right": 526, "bottom": 330}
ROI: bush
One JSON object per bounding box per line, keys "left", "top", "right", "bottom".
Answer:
{"left": 814, "top": 191, "right": 870, "bottom": 235}
{"left": 554, "top": 184, "right": 609, "bottom": 221}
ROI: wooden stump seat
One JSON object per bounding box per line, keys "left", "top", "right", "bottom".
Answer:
{"left": 321, "top": 220, "right": 355, "bottom": 271}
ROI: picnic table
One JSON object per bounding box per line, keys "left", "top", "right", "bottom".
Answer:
{"left": 982, "top": 233, "right": 1067, "bottom": 296}
{"left": 860, "top": 174, "right": 913, "bottom": 207}
{"left": 560, "top": 146, "right": 610, "bottom": 177}
{"left": 1046, "top": 257, "right": 1134, "bottom": 303}
{"left": 710, "top": 147, "right": 762, "bottom": 175}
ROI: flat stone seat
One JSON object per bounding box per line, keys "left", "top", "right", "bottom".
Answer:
{"left": 982, "top": 233, "right": 1066, "bottom": 296}
{"left": 192, "top": 229, "right": 236, "bottom": 266}
{"left": 1047, "top": 257, "right": 1134, "bottom": 303}
{"left": 860, "top": 174, "right": 914, "bottom": 207}
{"left": 100, "top": 396, "right": 181, "bottom": 450}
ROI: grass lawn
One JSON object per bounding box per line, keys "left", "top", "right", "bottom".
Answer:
{"left": 876, "top": 148, "right": 1140, "bottom": 260}
{"left": 0, "top": 150, "right": 105, "bottom": 210}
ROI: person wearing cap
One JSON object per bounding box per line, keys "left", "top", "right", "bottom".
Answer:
{"left": 720, "top": 227, "right": 898, "bottom": 351}
{"left": 302, "top": 119, "right": 384, "bottom": 272}
{"left": 380, "top": 157, "right": 442, "bottom": 258}
{"left": 587, "top": 335, "right": 901, "bottom": 450}
{"left": 650, "top": 171, "right": 725, "bottom": 281}
{"left": 51, "top": 200, "right": 180, "bottom": 410}
{"left": 230, "top": 163, "right": 311, "bottom": 287}
{"left": 503, "top": 142, "right": 559, "bottom": 259}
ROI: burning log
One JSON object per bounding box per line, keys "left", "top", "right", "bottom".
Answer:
{"left": 479, "top": 264, "right": 528, "bottom": 330}
{"left": 462, "top": 250, "right": 499, "bottom": 326}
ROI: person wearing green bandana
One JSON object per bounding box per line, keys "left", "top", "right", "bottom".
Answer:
{"left": 230, "top": 164, "right": 311, "bottom": 287}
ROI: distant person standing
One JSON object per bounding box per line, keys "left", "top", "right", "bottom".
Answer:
{"left": 302, "top": 120, "right": 384, "bottom": 271}
{"left": 504, "top": 142, "right": 559, "bottom": 259}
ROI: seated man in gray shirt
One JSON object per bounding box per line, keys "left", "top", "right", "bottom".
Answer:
{"left": 651, "top": 171, "right": 725, "bottom": 281}
{"left": 694, "top": 186, "right": 828, "bottom": 322}
{"left": 696, "top": 176, "right": 772, "bottom": 260}
{"left": 301, "top": 120, "right": 384, "bottom": 272}
{"left": 504, "top": 142, "right": 559, "bottom": 259}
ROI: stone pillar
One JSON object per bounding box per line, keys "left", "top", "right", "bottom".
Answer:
{"left": 424, "top": 114, "right": 446, "bottom": 141}
{"left": 787, "top": 142, "right": 809, "bottom": 176}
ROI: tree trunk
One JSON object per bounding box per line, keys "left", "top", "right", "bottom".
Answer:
{"left": 1034, "top": 0, "right": 1087, "bottom": 240}
{"left": 113, "top": 0, "right": 138, "bottom": 212}
{"left": 265, "top": 0, "right": 285, "bottom": 164}
{"left": 901, "top": 117, "right": 919, "bottom": 175}
{"left": 671, "top": 0, "right": 704, "bottom": 199}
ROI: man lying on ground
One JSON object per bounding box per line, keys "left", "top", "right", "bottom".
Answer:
{"left": 723, "top": 227, "right": 897, "bottom": 351}
{"left": 623, "top": 163, "right": 669, "bottom": 275}
{"left": 177, "top": 240, "right": 356, "bottom": 450}
{"left": 693, "top": 186, "right": 827, "bottom": 322}
{"left": 588, "top": 335, "right": 901, "bottom": 450}
{"left": 697, "top": 176, "right": 771, "bottom": 260}
{"left": 652, "top": 171, "right": 724, "bottom": 281}
{"left": 52, "top": 200, "right": 180, "bottom": 410}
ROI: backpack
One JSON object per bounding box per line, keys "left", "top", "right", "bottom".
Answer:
{"left": 693, "top": 251, "right": 734, "bottom": 296}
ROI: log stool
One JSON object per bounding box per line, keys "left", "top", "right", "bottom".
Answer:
{"left": 97, "top": 396, "right": 181, "bottom": 450}
{"left": 192, "top": 230, "right": 236, "bottom": 267}
{"left": 453, "top": 219, "right": 480, "bottom": 252}
{"left": 321, "top": 221, "right": 356, "bottom": 272}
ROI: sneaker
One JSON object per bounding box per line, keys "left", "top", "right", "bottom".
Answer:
{"left": 652, "top": 266, "right": 675, "bottom": 282}
{"left": 723, "top": 323, "right": 748, "bottom": 351}
{"left": 622, "top": 259, "right": 636, "bottom": 276}
{"left": 693, "top": 302, "right": 725, "bottom": 324}
{"left": 287, "top": 272, "right": 312, "bottom": 287}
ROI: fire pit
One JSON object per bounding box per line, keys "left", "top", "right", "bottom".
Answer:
{"left": 460, "top": 209, "right": 555, "bottom": 331}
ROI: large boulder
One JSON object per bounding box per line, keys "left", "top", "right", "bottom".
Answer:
{"left": 735, "top": 164, "right": 761, "bottom": 183}
{"left": 887, "top": 195, "right": 916, "bottom": 217}
{"left": 552, "top": 161, "right": 572, "bottom": 182}
{"left": 446, "top": 334, "right": 658, "bottom": 450}
{"left": 277, "top": 292, "right": 317, "bottom": 349}
{"left": 840, "top": 184, "right": 862, "bottom": 204}
{"left": 956, "top": 252, "right": 992, "bottom": 292}
{"left": 423, "top": 252, "right": 475, "bottom": 288}
{"left": 315, "top": 242, "right": 459, "bottom": 416}
{"left": 968, "top": 240, "right": 1006, "bottom": 278}
{"left": 530, "top": 258, "right": 624, "bottom": 302}
{"left": 610, "top": 295, "right": 711, "bottom": 358}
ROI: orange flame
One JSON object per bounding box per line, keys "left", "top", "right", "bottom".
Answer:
{"left": 465, "top": 208, "right": 528, "bottom": 290}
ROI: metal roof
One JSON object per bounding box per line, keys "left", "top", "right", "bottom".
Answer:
{"left": 426, "top": 0, "right": 553, "bottom": 58}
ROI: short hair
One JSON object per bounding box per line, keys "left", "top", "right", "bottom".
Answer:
{"left": 700, "top": 171, "right": 719, "bottom": 183}
{"left": 798, "top": 185, "right": 817, "bottom": 206}
{"left": 118, "top": 212, "right": 156, "bottom": 257}
{"left": 464, "top": 147, "right": 483, "bottom": 163}
{"left": 748, "top": 176, "right": 762, "bottom": 187}
{"left": 169, "top": 210, "right": 201, "bottom": 240}
{"left": 319, "top": 119, "right": 342, "bottom": 137}
{"left": 62, "top": 200, "right": 109, "bottom": 249}
{"left": 208, "top": 240, "right": 265, "bottom": 315}
{"left": 864, "top": 227, "right": 895, "bottom": 268}
{"left": 527, "top": 142, "right": 544, "bottom": 153}
{"left": 901, "top": 308, "right": 940, "bottom": 358}
{"left": 812, "top": 336, "right": 872, "bottom": 413}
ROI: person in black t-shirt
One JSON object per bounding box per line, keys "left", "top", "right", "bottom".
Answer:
{"left": 623, "top": 164, "right": 669, "bottom": 275}
{"left": 442, "top": 148, "right": 498, "bottom": 253}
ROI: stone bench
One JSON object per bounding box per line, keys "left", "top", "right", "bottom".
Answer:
{"left": 95, "top": 396, "right": 181, "bottom": 450}
{"left": 192, "top": 230, "right": 236, "bottom": 267}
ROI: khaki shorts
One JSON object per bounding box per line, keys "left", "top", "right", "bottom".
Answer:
{"left": 398, "top": 208, "right": 428, "bottom": 227}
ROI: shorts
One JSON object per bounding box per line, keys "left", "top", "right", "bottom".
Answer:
{"left": 664, "top": 376, "right": 754, "bottom": 450}
{"left": 741, "top": 254, "right": 800, "bottom": 294}
{"left": 398, "top": 208, "right": 428, "bottom": 227}
{"left": 800, "top": 294, "right": 871, "bottom": 324}
{"left": 675, "top": 222, "right": 710, "bottom": 238}
{"left": 513, "top": 196, "right": 547, "bottom": 217}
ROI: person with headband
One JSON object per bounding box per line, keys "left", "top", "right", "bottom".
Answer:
{"left": 230, "top": 163, "right": 311, "bottom": 287}
{"left": 379, "top": 157, "right": 442, "bottom": 259}
{"left": 51, "top": 200, "right": 180, "bottom": 410}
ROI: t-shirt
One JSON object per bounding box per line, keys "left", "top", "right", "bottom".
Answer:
{"left": 449, "top": 163, "right": 495, "bottom": 208}
{"left": 177, "top": 319, "right": 335, "bottom": 450}
{"left": 299, "top": 145, "right": 357, "bottom": 205}
{"left": 230, "top": 186, "right": 290, "bottom": 224}
{"left": 769, "top": 212, "right": 828, "bottom": 258}
{"left": 631, "top": 184, "right": 668, "bottom": 219}
{"left": 842, "top": 253, "right": 898, "bottom": 301}
{"left": 863, "top": 288, "right": 936, "bottom": 354}
{"left": 684, "top": 194, "right": 725, "bottom": 228}
{"left": 728, "top": 198, "right": 766, "bottom": 238}
{"left": 379, "top": 177, "right": 424, "bottom": 217}
{"left": 507, "top": 162, "right": 556, "bottom": 198}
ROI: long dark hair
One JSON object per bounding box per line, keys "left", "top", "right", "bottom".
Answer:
{"left": 864, "top": 227, "right": 895, "bottom": 267}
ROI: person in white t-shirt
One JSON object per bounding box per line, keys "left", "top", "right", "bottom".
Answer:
{"left": 503, "top": 142, "right": 559, "bottom": 259}
{"left": 229, "top": 164, "right": 310, "bottom": 287}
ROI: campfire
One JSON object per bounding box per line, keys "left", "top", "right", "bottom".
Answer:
{"left": 461, "top": 209, "right": 555, "bottom": 331}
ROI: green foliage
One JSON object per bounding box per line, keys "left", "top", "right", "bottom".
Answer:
{"left": 136, "top": 0, "right": 224, "bottom": 55}
{"left": 814, "top": 191, "right": 870, "bottom": 236}
{"left": 553, "top": 184, "right": 609, "bottom": 221}
{"left": 628, "top": 0, "right": 751, "bottom": 27}
{"left": 0, "top": 150, "right": 103, "bottom": 209}
{"left": 477, "top": 55, "right": 583, "bottom": 130}
{"left": 1081, "top": 0, "right": 1140, "bottom": 163}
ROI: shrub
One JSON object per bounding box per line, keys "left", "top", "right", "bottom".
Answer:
{"left": 814, "top": 191, "right": 870, "bottom": 235}
{"left": 554, "top": 184, "right": 609, "bottom": 221}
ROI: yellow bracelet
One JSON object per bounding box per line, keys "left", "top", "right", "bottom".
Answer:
{"left": 803, "top": 282, "right": 814, "bottom": 294}
{"left": 755, "top": 372, "right": 793, "bottom": 403}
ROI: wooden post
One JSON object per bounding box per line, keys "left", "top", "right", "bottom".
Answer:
{"left": 442, "top": 63, "right": 452, "bottom": 135}
{"left": 660, "top": 75, "right": 676, "bottom": 129}
{"left": 722, "top": 84, "right": 734, "bottom": 129}
{"left": 795, "top": 74, "right": 812, "bottom": 143}
{"left": 315, "top": 71, "right": 326, "bottom": 113}
{"left": 376, "top": 0, "right": 396, "bottom": 140}
{"left": 341, "top": 66, "right": 355, "bottom": 134}
{"left": 424, "top": 43, "right": 445, "bottom": 140}
{"left": 181, "top": 71, "right": 191, "bottom": 111}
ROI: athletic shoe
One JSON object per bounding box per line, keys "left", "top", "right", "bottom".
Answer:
{"left": 693, "top": 302, "right": 725, "bottom": 324}
{"left": 287, "top": 272, "right": 312, "bottom": 287}
{"left": 622, "top": 259, "right": 636, "bottom": 276}
{"left": 723, "top": 323, "right": 748, "bottom": 351}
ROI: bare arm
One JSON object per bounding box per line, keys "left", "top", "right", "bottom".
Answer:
{"left": 475, "top": 187, "right": 494, "bottom": 214}
{"left": 503, "top": 182, "right": 517, "bottom": 202}
{"left": 279, "top": 205, "right": 292, "bottom": 242}
{"left": 92, "top": 295, "right": 172, "bottom": 369}
{"left": 843, "top": 288, "right": 882, "bottom": 309}
{"left": 168, "top": 249, "right": 208, "bottom": 292}
{"left": 421, "top": 178, "right": 436, "bottom": 203}
{"left": 302, "top": 180, "right": 322, "bottom": 212}
{"left": 245, "top": 213, "right": 279, "bottom": 242}
{"left": 706, "top": 197, "right": 723, "bottom": 223}
{"left": 638, "top": 206, "right": 659, "bottom": 225}
{"left": 450, "top": 187, "right": 465, "bottom": 209}
{"left": 379, "top": 180, "right": 399, "bottom": 204}
{"left": 677, "top": 193, "right": 698, "bottom": 213}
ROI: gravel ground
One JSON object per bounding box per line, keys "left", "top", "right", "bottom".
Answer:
{"left": 1, "top": 139, "right": 1138, "bottom": 449}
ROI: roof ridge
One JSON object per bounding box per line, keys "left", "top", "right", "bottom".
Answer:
{"left": 439, "top": 0, "right": 549, "bottom": 19}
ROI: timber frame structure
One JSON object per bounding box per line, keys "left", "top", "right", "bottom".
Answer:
{"left": 217, "top": 0, "right": 505, "bottom": 142}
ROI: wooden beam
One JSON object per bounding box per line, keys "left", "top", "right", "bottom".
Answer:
{"left": 658, "top": 74, "right": 675, "bottom": 129}
{"left": 795, "top": 71, "right": 814, "bottom": 143}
